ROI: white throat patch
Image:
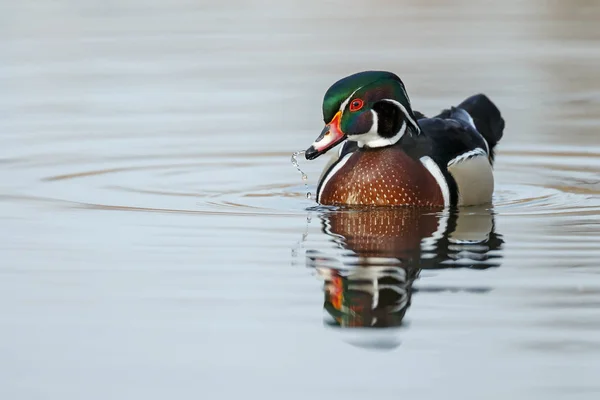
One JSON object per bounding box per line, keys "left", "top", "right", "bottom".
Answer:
{"left": 352, "top": 118, "right": 407, "bottom": 149}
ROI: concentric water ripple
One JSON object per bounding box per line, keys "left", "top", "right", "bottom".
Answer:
{"left": 18, "top": 146, "right": 599, "bottom": 218}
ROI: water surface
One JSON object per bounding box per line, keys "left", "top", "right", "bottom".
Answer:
{"left": 2, "top": 1, "right": 600, "bottom": 399}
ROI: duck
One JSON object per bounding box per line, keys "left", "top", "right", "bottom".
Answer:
{"left": 304, "top": 71, "right": 505, "bottom": 207}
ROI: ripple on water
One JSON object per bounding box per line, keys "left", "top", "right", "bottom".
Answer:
{"left": 12, "top": 146, "right": 599, "bottom": 219}
{"left": 34, "top": 152, "right": 314, "bottom": 216}
{"left": 494, "top": 146, "right": 600, "bottom": 216}
{"left": 494, "top": 185, "right": 600, "bottom": 216}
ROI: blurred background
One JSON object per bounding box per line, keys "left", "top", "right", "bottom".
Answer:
{"left": 1, "top": 1, "right": 600, "bottom": 399}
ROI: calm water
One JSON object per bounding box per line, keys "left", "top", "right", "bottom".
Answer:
{"left": 2, "top": 1, "right": 600, "bottom": 399}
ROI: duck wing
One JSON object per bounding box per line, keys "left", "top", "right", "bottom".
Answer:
{"left": 434, "top": 94, "right": 505, "bottom": 162}
{"left": 402, "top": 105, "right": 498, "bottom": 206}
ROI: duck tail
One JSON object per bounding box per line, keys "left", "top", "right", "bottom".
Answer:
{"left": 455, "top": 93, "right": 505, "bottom": 154}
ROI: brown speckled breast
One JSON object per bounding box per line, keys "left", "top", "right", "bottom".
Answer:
{"left": 318, "top": 147, "right": 444, "bottom": 206}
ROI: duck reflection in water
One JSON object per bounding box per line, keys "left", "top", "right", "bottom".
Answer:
{"left": 304, "top": 207, "right": 504, "bottom": 348}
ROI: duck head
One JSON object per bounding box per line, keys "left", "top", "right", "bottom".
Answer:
{"left": 305, "top": 71, "right": 421, "bottom": 160}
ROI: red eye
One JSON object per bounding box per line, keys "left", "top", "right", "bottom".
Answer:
{"left": 349, "top": 98, "right": 364, "bottom": 112}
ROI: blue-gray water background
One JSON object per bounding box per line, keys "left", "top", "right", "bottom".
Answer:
{"left": 2, "top": 1, "right": 600, "bottom": 399}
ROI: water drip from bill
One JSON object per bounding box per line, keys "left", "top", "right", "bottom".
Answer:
{"left": 291, "top": 150, "right": 312, "bottom": 200}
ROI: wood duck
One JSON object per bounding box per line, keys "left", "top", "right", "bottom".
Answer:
{"left": 304, "top": 71, "right": 505, "bottom": 207}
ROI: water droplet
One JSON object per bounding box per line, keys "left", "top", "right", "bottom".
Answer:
{"left": 291, "top": 150, "right": 312, "bottom": 200}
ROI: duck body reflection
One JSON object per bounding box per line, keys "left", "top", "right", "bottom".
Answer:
{"left": 304, "top": 207, "right": 504, "bottom": 348}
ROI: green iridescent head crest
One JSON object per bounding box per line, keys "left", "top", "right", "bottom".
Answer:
{"left": 321, "top": 70, "right": 420, "bottom": 134}
{"left": 305, "top": 70, "right": 421, "bottom": 161}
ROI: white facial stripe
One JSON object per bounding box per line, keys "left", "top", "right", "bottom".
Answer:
{"left": 339, "top": 86, "right": 364, "bottom": 113}
{"left": 397, "top": 82, "right": 412, "bottom": 108}
{"left": 371, "top": 109, "right": 378, "bottom": 133}
{"left": 336, "top": 94, "right": 417, "bottom": 148}
{"left": 420, "top": 156, "right": 450, "bottom": 207}
{"left": 380, "top": 99, "right": 420, "bottom": 134}
{"left": 317, "top": 152, "right": 353, "bottom": 202}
